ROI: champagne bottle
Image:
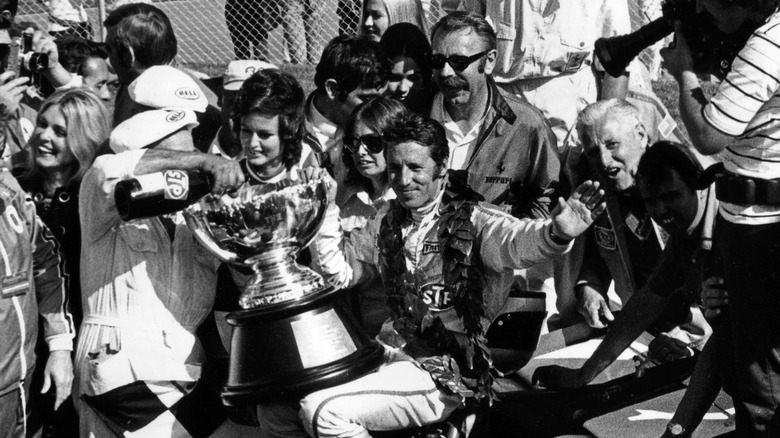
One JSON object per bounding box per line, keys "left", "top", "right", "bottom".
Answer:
{"left": 114, "top": 170, "right": 212, "bottom": 220}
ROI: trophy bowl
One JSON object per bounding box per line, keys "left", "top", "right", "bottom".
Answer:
{"left": 184, "top": 176, "right": 329, "bottom": 309}
{"left": 184, "top": 175, "right": 383, "bottom": 405}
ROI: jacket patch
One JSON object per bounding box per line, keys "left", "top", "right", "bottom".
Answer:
{"left": 420, "top": 283, "right": 453, "bottom": 311}
{"left": 595, "top": 225, "right": 616, "bottom": 250}
{"left": 422, "top": 241, "right": 440, "bottom": 254}
{"left": 485, "top": 176, "right": 511, "bottom": 184}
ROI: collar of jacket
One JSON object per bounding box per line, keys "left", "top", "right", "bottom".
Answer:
{"left": 485, "top": 76, "right": 517, "bottom": 131}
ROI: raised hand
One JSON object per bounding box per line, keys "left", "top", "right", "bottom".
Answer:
{"left": 551, "top": 180, "right": 606, "bottom": 241}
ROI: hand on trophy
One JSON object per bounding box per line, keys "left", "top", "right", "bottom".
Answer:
{"left": 301, "top": 166, "right": 337, "bottom": 206}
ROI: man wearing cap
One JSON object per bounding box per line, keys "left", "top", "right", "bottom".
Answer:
{"left": 74, "top": 65, "right": 247, "bottom": 437}
{"left": 210, "top": 59, "right": 278, "bottom": 160}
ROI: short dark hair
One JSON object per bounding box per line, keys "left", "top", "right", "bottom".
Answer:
{"left": 636, "top": 141, "right": 703, "bottom": 190}
{"left": 0, "top": 0, "right": 17, "bottom": 17}
{"left": 104, "top": 3, "right": 177, "bottom": 69}
{"left": 314, "top": 35, "right": 389, "bottom": 96}
{"left": 233, "top": 69, "right": 305, "bottom": 170}
{"left": 379, "top": 22, "right": 432, "bottom": 84}
{"left": 343, "top": 97, "right": 408, "bottom": 190}
{"left": 430, "top": 11, "right": 496, "bottom": 52}
{"left": 56, "top": 37, "right": 108, "bottom": 76}
{"left": 384, "top": 112, "right": 449, "bottom": 167}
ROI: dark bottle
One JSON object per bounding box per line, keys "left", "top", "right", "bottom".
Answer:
{"left": 114, "top": 170, "right": 212, "bottom": 220}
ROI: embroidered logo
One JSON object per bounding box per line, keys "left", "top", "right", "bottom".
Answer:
{"left": 422, "top": 241, "right": 440, "bottom": 254}
{"left": 175, "top": 88, "right": 200, "bottom": 100}
{"left": 163, "top": 170, "right": 189, "bottom": 200}
{"left": 420, "top": 283, "right": 453, "bottom": 311}
{"left": 485, "top": 176, "right": 511, "bottom": 184}
{"left": 594, "top": 225, "right": 616, "bottom": 250}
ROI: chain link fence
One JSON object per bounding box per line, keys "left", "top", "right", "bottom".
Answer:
{"left": 16, "top": 1, "right": 663, "bottom": 73}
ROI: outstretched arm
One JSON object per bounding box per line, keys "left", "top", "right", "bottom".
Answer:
{"left": 533, "top": 286, "right": 668, "bottom": 389}
{"left": 550, "top": 180, "right": 607, "bottom": 241}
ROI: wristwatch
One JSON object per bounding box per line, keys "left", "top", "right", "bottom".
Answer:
{"left": 666, "top": 421, "right": 689, "bottom": 437}
{"left": 548, "top": 226, "right": 572, "bottom": 245}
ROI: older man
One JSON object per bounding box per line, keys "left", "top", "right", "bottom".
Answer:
{"left": 75, "top": 65, "right": 245, "bottom": 437}
{"left": 429, "top": 11, "right": 559, "bottom": 220}
{"left": 568, "top": 99, "right": 711, "bottom": 352}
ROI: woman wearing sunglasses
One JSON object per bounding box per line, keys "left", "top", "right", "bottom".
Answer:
{"left": 338, "top": 96, "right": 407, "bottom": 336}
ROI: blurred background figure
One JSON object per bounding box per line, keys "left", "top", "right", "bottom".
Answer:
{"left": 55, "top": 37, "right": 113, "bottom": 102}
{"left": 45, "top": 0, "right": 91, "bottom": 39}
{"left": 379, "top": 22, "right": 434, "bottom": 114}
{"left": 359, "top": 0, "right": 428, "bottom": 42}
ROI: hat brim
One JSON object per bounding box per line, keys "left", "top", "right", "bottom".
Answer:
{"left": 110, "top": 109, "right": 199, "bottom": 153}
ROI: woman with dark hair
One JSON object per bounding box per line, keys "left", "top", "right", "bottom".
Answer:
{"left": 233, "top": 68, "right": 315, "bottom": 184}
{"left": 379, "top": 22, "right": 434, "bottom": 114}
{"left": 337, "top": 96, "right": 407, "bottom": 336}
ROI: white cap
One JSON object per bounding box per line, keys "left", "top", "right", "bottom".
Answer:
{"left": 223, "top": 60, "right": 278, "bottom": 91}
{"left": 128, "top": 65, "right": 208, "bottom": 112}
{"left": 109, "top": 109, "right": 199, "bottom": 153}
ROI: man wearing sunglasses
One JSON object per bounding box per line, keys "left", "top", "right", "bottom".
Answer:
{"left": 429, "top": 12, "right": 559, "bottom": 222}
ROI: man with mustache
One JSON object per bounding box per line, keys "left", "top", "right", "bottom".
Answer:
{"left": 568, "top": 99, "right": 711, "bottom": 354}
{"left": 429, "top": 11, "right": 560, "bottom": 221}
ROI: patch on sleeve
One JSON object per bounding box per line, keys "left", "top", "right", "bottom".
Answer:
{"left": 658, "top": 113, "right": 677, "bottom": 139}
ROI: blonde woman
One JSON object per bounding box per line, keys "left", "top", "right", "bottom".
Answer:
{"left": 359, "top": 0, "right": 428, "bottom": 42}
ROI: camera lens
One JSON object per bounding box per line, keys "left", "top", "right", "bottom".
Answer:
{"left": 24, "top": 52, "right": 48, "bottom": 73}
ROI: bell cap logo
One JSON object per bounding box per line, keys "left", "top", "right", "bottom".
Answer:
{"left": 163, "top": 170, "right": 190, "bottom": 200}
{"left": 175, "top": 87, "right": 200, "bottom": 100}
{"left": 165, "top": 110, "right": 186, "bottom": 123}
{"left": 245, "top": 66, "right": 257, "bottom": 75}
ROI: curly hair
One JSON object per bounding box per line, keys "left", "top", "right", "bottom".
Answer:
{"left": 343, "top": 96, "right": 408, "bottom": 192}
{"left": 232, "top": 69, "right": 305, "bottom": 170}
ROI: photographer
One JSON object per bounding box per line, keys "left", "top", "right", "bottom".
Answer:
{"left": 661, "top": 1, "right": 780, "bottom": 436}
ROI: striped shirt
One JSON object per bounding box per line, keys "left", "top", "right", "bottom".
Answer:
{"left": 703, "top": 11, "right": 780, "bottom": 224}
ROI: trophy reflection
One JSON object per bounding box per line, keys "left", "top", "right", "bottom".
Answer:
{"left": 184, "top": 175, "right": 383, "bottom": 405}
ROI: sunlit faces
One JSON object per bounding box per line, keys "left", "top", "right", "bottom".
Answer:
{"left": 387, "top": 56, "right": 423, "bottom": 102}
{"left": 32, "top": 105, "right": 75, "bottom": 171}
{"left": 387, "top": 141, "right": 446, "bottom": 210}
{"left": 350, "top": 123, "right": 387, "bottom": 179}
{"left": 240, "top": 112, "right": 284, "bottom": 177}
{"left": 638, "top": 169, "right": 699, "bottom": 235}
{"left": 584, "top": 114, "right": 647, "bottom": 192}
{"left": 431, "top": 28, "right": 494, "bottom": 109}
{"left": 361, "top": 0, "right": 389, "bottom": 42}
{"left": 81, "top": 57, "right": 111, "bottom": 101}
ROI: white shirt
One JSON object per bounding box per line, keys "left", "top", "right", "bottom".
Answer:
{"left": 431, "top": 94, "right": 486, "bottom": 170}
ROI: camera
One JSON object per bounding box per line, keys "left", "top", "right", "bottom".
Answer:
{"left": 7, "top": 31, "right": 48, "bottom": 79}
{"left": 594, "top": 0, "right": 754, "bottom": 79}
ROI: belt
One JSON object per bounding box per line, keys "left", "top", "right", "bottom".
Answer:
{"left": 714, "top": 172, "right": 780, "bottom": 206}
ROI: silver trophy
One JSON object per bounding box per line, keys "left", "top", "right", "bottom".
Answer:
{"left": 183, "top": 174, "right": 383, "bottom": 405}
{"left": 184, "top": 176, "right": 328, "bottom": 309}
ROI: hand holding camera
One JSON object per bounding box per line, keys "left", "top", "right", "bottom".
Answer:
{"left": 0, "top": 70, "right": 28, "bottom": 121}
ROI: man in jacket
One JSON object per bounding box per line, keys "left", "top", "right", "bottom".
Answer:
{"left": 0, "top": 165, "right": 74, "bottom": 438}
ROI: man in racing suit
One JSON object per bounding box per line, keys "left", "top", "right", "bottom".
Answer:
{"left": 255, "top": 111, "right": 606, "bottom": 438}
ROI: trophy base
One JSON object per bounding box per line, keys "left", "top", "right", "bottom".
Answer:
{"left": 222, "top": 286, "right": 385, "bottom": 406}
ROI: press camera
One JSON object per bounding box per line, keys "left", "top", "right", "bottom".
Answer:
{"left": 7, "top": 31, "right": 48, "bottom": 79}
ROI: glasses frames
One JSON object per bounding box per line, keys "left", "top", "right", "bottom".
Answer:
{"left": 345, "top": 133, "right": 385, "bottom": 155}
{"left": 427, "top": 50, "right": 489, "bottom": 72}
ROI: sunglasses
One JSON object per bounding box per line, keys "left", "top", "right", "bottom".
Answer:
{"left": 427, "top": 50, "right": 488, "bottom": 71}
{"left": 344, "top": 133, "right": 384, "bottom": 154}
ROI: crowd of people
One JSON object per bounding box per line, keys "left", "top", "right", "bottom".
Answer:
{"left": 2, "top": 0, "right": 780, "bottom": 437}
